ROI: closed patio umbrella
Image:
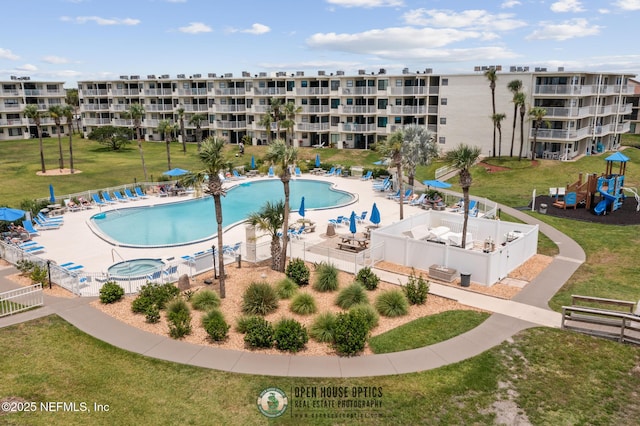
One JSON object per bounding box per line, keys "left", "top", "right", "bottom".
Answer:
{"left": 369, "top": 203, "right": 380, "bottom": 226}
{"left": 251, "top": 155, "right": 256, "bottom": 170}
{"left": 349, "top": 211, "right": 357, "bottom": 235}
{"left": 315, "top": 154, "right": 320, "bottom": 168}
{"left": 298, "top": 196, "right": 305, "bottom": 218}
{"left": 49, "top": 184, "right": 56, "bottom": 203}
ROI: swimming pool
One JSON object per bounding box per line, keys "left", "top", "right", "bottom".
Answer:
{"left": 90, "top": 179, "right": 354, "bottom": 247}
{"left": 108, "top": 258, "right": 165, "bottom": 277}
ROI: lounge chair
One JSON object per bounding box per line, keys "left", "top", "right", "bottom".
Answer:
{"left": 102, "top": 192, "right": 118, "bottom": 204}
{"left": 64, "top": 199, "right": 81, "bottom": 212}
{"left": 294, "top": 167, "right": 302, "bottom": 177}
{"left": 22, "top": 245, "right": 45, "bottom": 254}
{"left": 335, "top": 168, "right": 342, "bottom": 177}
{"left": 360, "top": 171, "right": 373, "bottom": 181}
{"left": 328, "top": 216, "right": 344, "bottom": 227}
{"left": 134, "top": 187, "right": 149, "bottom": 199}
{"left": 22, "top": 220, "right": 40, "bottom": 236}
{"left": 124, "top": 188, "right": 138, "bottom": 200}
{"left": 267, "top": 166, "right": 275, "bottom": 178}
{"left": 393, "top": 189, "right": 413, "bottom": 202}
{"left": 409, "top": 193, "right": 427, "bottom": 206}
{"left": 61, "top": 262, "right": 84, "bottom": 271}
{"left": 33, "top": 217, "right": 61, "bottom": 230}
{"left": 157, "top": 186, "right": 169, "bottom": 197}
{"left": 356, "top": 211, "right": 368, "bottom": 223}
{"left": 37, "top": 213, "right": 63, "bottom": 226}
{"left": 113, "top": 191, "right": 129, "bottom": 202}
{"left": 146, "top": 270, "right": 162, "bottom": 283}
{"left": 324, "top": 167, "right": 336, "bottom": 176}
{"left": 386, "top": 189, "right": 400, "bottom": 199}
{"left": 223, "top": 242, "right": 241, "bottom": 256}
{"left": 163, "top": 265, "right": 179, "bottom": 283}
{"left": 288, "top": 225, "right": 306, "bottom": 240}
{"left": 91, "top": 193, "right": 107, "bottom": 206}
{"left": 232, "top": 170, "right": 247, "bottom": 180}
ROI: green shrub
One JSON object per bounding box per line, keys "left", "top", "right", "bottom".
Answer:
{"left": 313, "top": 262, "right": 339, "bottom": 292}
{"left": 202, "top": 309, "right": 230, "bottom": 342}
{"left": 375, "top": 290, "right": 409, "bottom": 317}
{"left": 16, "top": 259, "right": 36, "bottom": 273}
{"left": 235, "top": 315, "right": 260, "bottom": 333}
{"left": 335, "top": 282, "right": 368, "bottom": 309}
{"left": 99, "top": 282, "right": 125, "bottom": 304}
{"left": 349, "top": 303, "right": 379, "bottom": 331}
{"left": 309, "top": 312, "right": 337, "bottom": 343}
{"left": 333, "top": 310, "right": 369, "bottom": 356}
{"left": 29, "top": 265, "right": 48, "bottom": 286}
{"left": 244, "top": 317, "right": 274, "bottom": 349}
{"left": 241, "top": 282, "right": 279, "bottom": 316}
{"left": 404, "top": 269, "right": 429, "bottom": 305}
{"left": 145, "top": 305, "right": 160, "bottom": 324}
{"left": 273, "top": 318, "right": 308, "bottom": 353}
{"left": 190, "top": 289, "right": 221, "bottom": 311}
{"left": 356, "top": 267, "right": 380, "bottom": 291}
{"left": 290, "top": 292, "right": 317, "bottom": 315}
{"left": 276, "top": 278, "right": 299, "bottom": 299}
{"left": 166, "top": 298, "right": 192, "bottom": 339}
{"left": 285, "top": 258, "right": 310, "bottom": 286}
{"left": 132, "top": 283, "right": 180, "bottom": 314}
{"left": 131, "top": 295, "right": 153, "bottom": 314}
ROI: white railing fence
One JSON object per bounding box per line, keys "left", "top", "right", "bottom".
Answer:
{"left": 0, "top": 284, "right": 43, "bottom": 317}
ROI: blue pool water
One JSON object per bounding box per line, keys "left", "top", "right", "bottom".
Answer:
{"left": 91, "top": 179, "right": 354, "bottom": 247}
{"left": 108, "top": 258, "right": 165, "bottom": 277}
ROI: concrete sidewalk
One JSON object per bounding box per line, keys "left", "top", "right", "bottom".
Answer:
{"left": 0, "top": 201, "right": 585, "bottom": 378}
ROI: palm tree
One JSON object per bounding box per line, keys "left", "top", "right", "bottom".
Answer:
{"left": 24, "top": 104, "right": 47, "bottom": 173}
{"left": 282, "top": 101, "right": 302, "bottom": 145}
{"left": 484, "top": 68, "right": 498, "bottom": 157}
{"left": 247, "top": 201, "right": 285, "bottom": 271}
{"left": 528, "top": 107, "right": 548, "bottom": 161}
{"left": 157, "top": 119, "right": 178, "bottom": 170}
{"left": 400, "top": 124, "right": 438, "bottom": 187}
{"left": 491, "top": 113, "right": 507, "bottom": 157}
{"left": 268, "top": 98, "right": 284, "bottom": 139}
{"left": 62, "top": 105, "right": 75, "bottom": 173}
{"left": 48, "top": 105, "right": 65, "bottom": 170}
{"left": 264, "top": 139, "right": 297, "bottom": 272}
{"left": 188, "top": 113, "right": 206, "bottom": 152}
{"left": 445, "top": 144, "right": 481, "bottom": 249}
{"left": 180, "top": 137, "right": 229, "bottom": 297}
{"left": 258, "top": 114, "right": 273, "bottom": 144}
{"left": 176, "top": 106, "right": 186, "bottom": 153}
{"left": 507, "top": 80, "right": 523, "bottom": 157}
{"left": 517, "top": 93, "right": 527, "bottom": 160}
{"left": 122, "top": 103, "right": 147, "bottom": 180}
{"left": 65, "top": 88, "right": 80, "bottom": 134}
{"left": 376, "top": 130, "right": 406, "bottom": 219}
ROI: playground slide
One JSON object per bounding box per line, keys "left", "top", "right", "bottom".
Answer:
{"left": 594, "top": 191, "right": 617, "bottom": 215}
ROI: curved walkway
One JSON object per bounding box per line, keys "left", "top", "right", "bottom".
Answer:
{"left": 0, "top": 203, "right": 585, "bottom": 378}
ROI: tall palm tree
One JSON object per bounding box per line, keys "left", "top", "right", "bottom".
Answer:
{"left": 188, "top": 113, "right": 206, "bottom": 152}
{"left": 48, "top": 105, "right": 65, "bottom": 170}
{"left": 491, "top": 113, "right": 507, "bottom": 157}
{"left": 445, "top": 144, "right": 481, "bottom": 249}
{"left": 268, "top": 98, "right": 284, "bottom": 139}
{"left": 258, "top": 113, "right": 273, "bottom": 144}
{"left": 517, "top": 93, "right": 527, "bottom": 160}
{"left": 484, "top": 68, "right": 498, "bottom": 156}
{"left": 507, "top": 80, "right": 523, "bottom": 157}
{"left": 377, "top": 130, "right": 406, "bottom": 219}
{"left": 62, "top": 105, "right": 75, "bottom": 173}
{"left": 247, "top": 201, "right": 285, "bottom": 271}
{"left": 400, "top": 124, "right": 438, "bottom": 187}
{"left": 528, "top": 107, "right": 548, "bottom": 161}
{"left": 180, "top": 137, "right": 229, "bottom": 297}
{"left": 264, "top": 139, "right": 297, "bottom": 272}
{"left": 122, "top": 103, "right": 147, "bottom": 180}
{"left": 65, "top": 88, "right": 80, "bottom": 134}
{"left": 157, "top": 119, "right": 178, "bottom": 170}
{"left": 176, "top": 106, "right": 186, "bottom": 153}
{"left": 24, "top": 104, "right": 47, "bottom": 173}
{"left": 282, "top": 101, "right": 302, "bottom": 145}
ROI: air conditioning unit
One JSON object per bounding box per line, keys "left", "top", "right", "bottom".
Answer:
{"left": 358, "top": 69, "right": 366, "bottom": 75}
{"left": 558, "top": 67, "right": 565, "bottom": 72}
{"left": 193, "top": 74, "right": 201, "bottom": 78}
{"left": 147, "top": 74, "right": 156, "bottom": 79}
{"left": 318, "top": 70, "right": 326, "bottom": 76}
{"left": 161, "top": 74, "right": 169, "bottom": 79}
{"left": 425, "top": 68, "right": 432, "bottom": 74}
{"left": 242, "top": 71, "right": 251, "bottom": 77}
{"left": 259, "top": 72, "right": 267, "bottom": 77}
{"left": 510, "top": 66, "right": 517, "bottom": 72}
{"left": 130, "top": 75, "right": 140, "bottom": 80}
{"left": 336, "top": 70, "right": 345, "bottom": 76}
{"left": 402, "top": 68, "right": 409, "bottom": 74}
{"left": 119, "top": 75, "right": 129, "bottom": 80}
{"left": 296, "top": 71, "right": 304, "bottom": 76}
{"left": 177, "top": 74, "right": 185, "bottom": 79}
{"left": 224, "top": 73, "right": 233, "bottom": 77}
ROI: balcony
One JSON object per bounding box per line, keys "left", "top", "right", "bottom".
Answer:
{"left": 387, "top": 123, "right": 437, "bottom": 134}
{"left": 113, "top": 119, "right": 133, "bottom": 126}
{"left": 389, "top": 86, "right": 427, "bottom": 96}
{"left": 183, "top": 104, "right": 209, "bottom": 112}
{"left": 0, "top": 118, "right": 26, "bottom": 126}
{"left": 0, "top": 103, "right": 22, "bottom": 111}
{"left": 252, "top": 105, "right": 270, "bottom": 113}
{"left": 84, "top": 118, "right": 111, "bottom": 125}
{"left": 253, "top": 87, "right": 286, "bottom": 96}
{"left": 340, "top": 87, "right": 377, "bottom": 96}
{"left": 83, "top": 89, "right": 109, "bottom": 96}
{"left": 214, "top": 88, "right": 246, "bottom": 96}
{"left": 341, "top": 123, "right": 377, "bottom": 132}
{"left": 24, "top": 89, "right": 42, "bottom": 96}
{"left": 300, "top": 105, "right": 330, "bottom": 114}
{"left": 142, "top": 89, "right": 173, "bottom": 96}
{"left": 144, "top": 119, "right": 160, "bottom": 127}
{"left": 388, "top": 105, "right": 427, "bottom": 115}
{"left": 210, "top": 104, "right": 247, "bottom": 113}
{"left": 297, "top": 123, "right": 330, "bottom": 131}
{"left": 341, "top": 105, "right": 378, "bottom": 114}
{"left": 213, "top": 120, "right": 247, "bottom": 129}
{"left": 534, "top": 84, "right": 631, "bottom": 96}
{"left": 111, "top": 89, "right": 140, "bottom": 96}
{"left": 145, "top": 104, "right": 174, "bottom": 112}
{"left": 110, "top": 104, "right": 130, "bottom": 112}
{"left": 81, "top": 104, "right": 109, "bottom": 111}
{"left": 176, "top": 88, "right": 208, "bottom": 96}
{"left": 0, "top": 89, "right": 22, "bottom": 97}
{"left": 295, "top": 87, "right": 330, "bottom": 96}
{"left": 542, "top": 106, "right": 592, "bottom": 118}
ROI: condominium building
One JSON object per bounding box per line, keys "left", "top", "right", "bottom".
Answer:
{"left": 0, "top": 78, "right": 67, "bottom": 141}
{"left": 72, "top": 67, "right": 633, "bottom": 159}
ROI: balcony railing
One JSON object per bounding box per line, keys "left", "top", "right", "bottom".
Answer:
{"left": 111, "top": 89, "right": 140, "bottom": 96}
{"left": 0, "top": 118, "right": 26, "bottom": 126}
{"left": 341, "top": 123, "right": 377, "bottom": 132}
{"left": 112, "top": 119, "right": 133, "bottom": 126}
{"left": 213, "top": 120, "right": 246, "bottom": 129}
{"left": 297, "top": 123, "right": 330, "bottom": 131}
{"left": 301, "top": 105, "right": 330, "bottom": 114}
{"left": 252, "top": 105, "right": 270, "bottom": 113}
{"left": 145, "top": 104, "right": 174, "bottom": 112}
{"left": 214, "top": 88, "right": 246, "bottom": 96}
{"left": 0, "top": 90, "right": 21, "bottom": 97}
{"left": 341, "top": 87, "right": 377, "bottom": 96}
{"left": 387, "top": 105, "right": 427, "bottom": 115}
{"left": 0, "top": 103, "right": 21, "bottom": 111}
{"left": 534, "top": 84, "right": 631, "bottom": 96}
{"left": 81, "top": 104, "right": 108, "bottom": 111}
{"left": 24, "top": 89, "right": 42, "bottom": 96}
{"left": 211, "top": 105, "right": 246, "bottom": 113}
{"left": 83, "top": 89, "right": 109, "bottom": 96}
{"left": 253, "top": 87, "right": 286, "bottom": 96}
{"left": 295, "top": 87, "right": 330, "bottom": 96}
{"left": 176, "top": 88, "right": 208, "bottom": 96}
{"left": 143, "top": 89, "right": 173, "bottom": 96}
{"left": 183, "top": 104, "right": 209, "bottom": 112}
{"left": 110, "top": 104, "right": 130, "bottom": 111}
{"left": 389, "top": 87, "right": 427, "bottom": 96}
{"left": 341, "top": 105, "right": 378, "bottom": 114}
{"left": 84, "top": 118, "right": 111, "bottom": 125}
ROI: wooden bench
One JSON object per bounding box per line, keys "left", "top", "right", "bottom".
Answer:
{"left": 337, "top": 242, "right": 365, "bottom": 253}
{"left": 428, "top": 265, "right": 457, "bottom": 282}
{"left": 561, "top": 305, "right": 640, "bottom": 345}
{"left": 571, "top": 295, "right": 636, "bottom": 313}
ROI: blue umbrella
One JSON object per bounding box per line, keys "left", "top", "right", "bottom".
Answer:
{"left": 373, "top": 159, "right": 389, "bottom": 166}
{"left": 369, "top": 203, "right": 381, "bottom": 226}
{"left": 349, "top": 211, "right": 357, "bottom": 235}
{"left": 422, "top": 179, "right": 451, "bottom": 189}
{"left": 298, "top": 196, "right": 305, "bottom": 218}
{"left": 315, "top": 154, "right": 320, "bottom": 168}
{"left": 0, "top": 207, "right": 26, "bottom": 222}
{"left": 251, "top": 155, "right": 256, "bottom": 170}
{"left": 163, "top": 168, "right": 190, "bottom": 177}
{"left": 49, "top": 184, "right": 56, "bottom": 203}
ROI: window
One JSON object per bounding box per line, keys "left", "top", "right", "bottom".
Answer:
{"left": 395, "top": 79, "right": 402, "bottom": 87}
{"left": 439, "top": 136, "right": 446, "bottom": 144}
{"left": 440, "top": 98, "right": 447, "bottom": 105}
{"left": 440, "top": 117, "right": 446, "bottom": 125}
{"left": 441, "top": 78, "right": 448, "bottom": 86}
{"left": 378, "top": 79, "right": 388, "bottom": 90}
{"left": 346, "top": 80, "right": 354, "bottom": 87}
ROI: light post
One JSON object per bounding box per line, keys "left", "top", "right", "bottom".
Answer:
{"left": 211, "top": 244, "right": 217, "bottom": 279}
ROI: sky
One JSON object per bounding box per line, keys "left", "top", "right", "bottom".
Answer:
{"left": 1, "top": 0, "right": 639, "bottom": 87}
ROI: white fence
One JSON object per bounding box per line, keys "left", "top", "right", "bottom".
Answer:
{"left": 0, "top": 284, "right": 43, "bottom": 317}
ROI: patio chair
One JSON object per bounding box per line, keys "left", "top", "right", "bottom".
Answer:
{"left": 146, "top": 270, "right": 162, "bottom": 283}
{"left": 37, "top": 212, "right": 64, "bottom": 224}
{"left": 232, "top": 170, "right": 247, "bottom": 180}
{"left": 64, "top": 199, "right": 81, "bottom": 212}
{"left": 294, "top": 167, "right": 302, "bottom": 177}
{"left": 356, "top": 211, "right": 368, "bottom": 223}
{"left": 163, "top": 265, "right": 179, "bottom": 283}
{"left": 324, "top": 167, "right": 336, "bottom": 176}
{"left": 134, "top": 187, "right": 149, "bottom": 199}
{"left": 328, "top": 216, "right": 344, "bottom": 227}
{"left": 335, "top": 168, "right": 342, "bottom": 177}
{"left": 113, "top": 191, "right": 129, "bottom": 202}
{"left": 360, "top": 171, "right": 373, "bottom": 181}
{"left": 267, "top": 166, "right": 275, "bottom": 178}
{"left": 386, "top": 189, "right": 401, "bottom": 199}
{"left": 91, "top": 193, "right": 107, "bottom": 206}
{"left": 124, "top": 188, "right": 138, "bottom": 200}
{"left": 409, "top": 193, "right": 426, "bottom": 206}
{"left": 372, "top": 177, "right": 389, "bottom": 189}
{"left": 33, "top": 217, "right": 61, "bottom": 230}
{"left": 22, "top": 220, "right": 40, "bottom": 236}
{"left": 288, "top": 225, "right": 306, "bottom": 240}
{"left": 223, "top": 242, "right": 242, "bottom": 256}
{"left": 101, "top": 193, "right": 117, "bottom": 204}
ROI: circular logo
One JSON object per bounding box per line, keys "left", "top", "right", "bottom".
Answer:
{"left": 257, "top": 387, "right": 288, "bottom": 418}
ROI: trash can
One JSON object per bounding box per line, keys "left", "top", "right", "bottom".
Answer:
{"left": 460, "top": 272, "right": 471, "bottom": 287}
{"left": 539, "top": 203, "right": 548, "bottom": 214}
{"left": 326, "top": 224, "right": 336, "bottom": 237}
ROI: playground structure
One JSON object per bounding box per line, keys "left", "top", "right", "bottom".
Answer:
{"left": 552, "top": 152, "right": 635, "bottom": 215}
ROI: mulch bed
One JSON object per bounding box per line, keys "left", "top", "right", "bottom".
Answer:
{"left": 530, "top": 195, "right": 640, "bottom": 225}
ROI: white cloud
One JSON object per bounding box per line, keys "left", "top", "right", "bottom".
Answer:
{"left": 242, "top": 23, "right": 271, "bottom": 35}
{"left": 16, "top": 64, "right": 38, "bottom": 71}
{"left": 501, "top": 1, "right": 521, "bottom": 8}
{"left": 60, "top": 16, "right": 140, "bottom": 25}
{"left": 178, "top": 22, "right": 212, "bottom": 34}
{"left": 326, "top": 0, "right": 404, "bottom": 7}
{"left": 614, "top": 0, "right": 640, "bottom": 11}
{"left": 403, "top": 9, "right": 527, "bottom": 32}
{"left": 42, "top": 55, "right": 69, "bottom": 64}
{"left": 0, "top": 48, "right": 19, "bottom": 60}
{"left": 598, "top": 8, "right": 610, "bottom": 14}
{"left": 526, "top": 18, "right": 601, "bottom": 40}
{"left": 550, "top": 0, "right": 585, "bottom": 13}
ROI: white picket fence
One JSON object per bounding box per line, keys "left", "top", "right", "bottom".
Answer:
{"left": 0, "top": 284, "right": 43, "bottom": 317}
